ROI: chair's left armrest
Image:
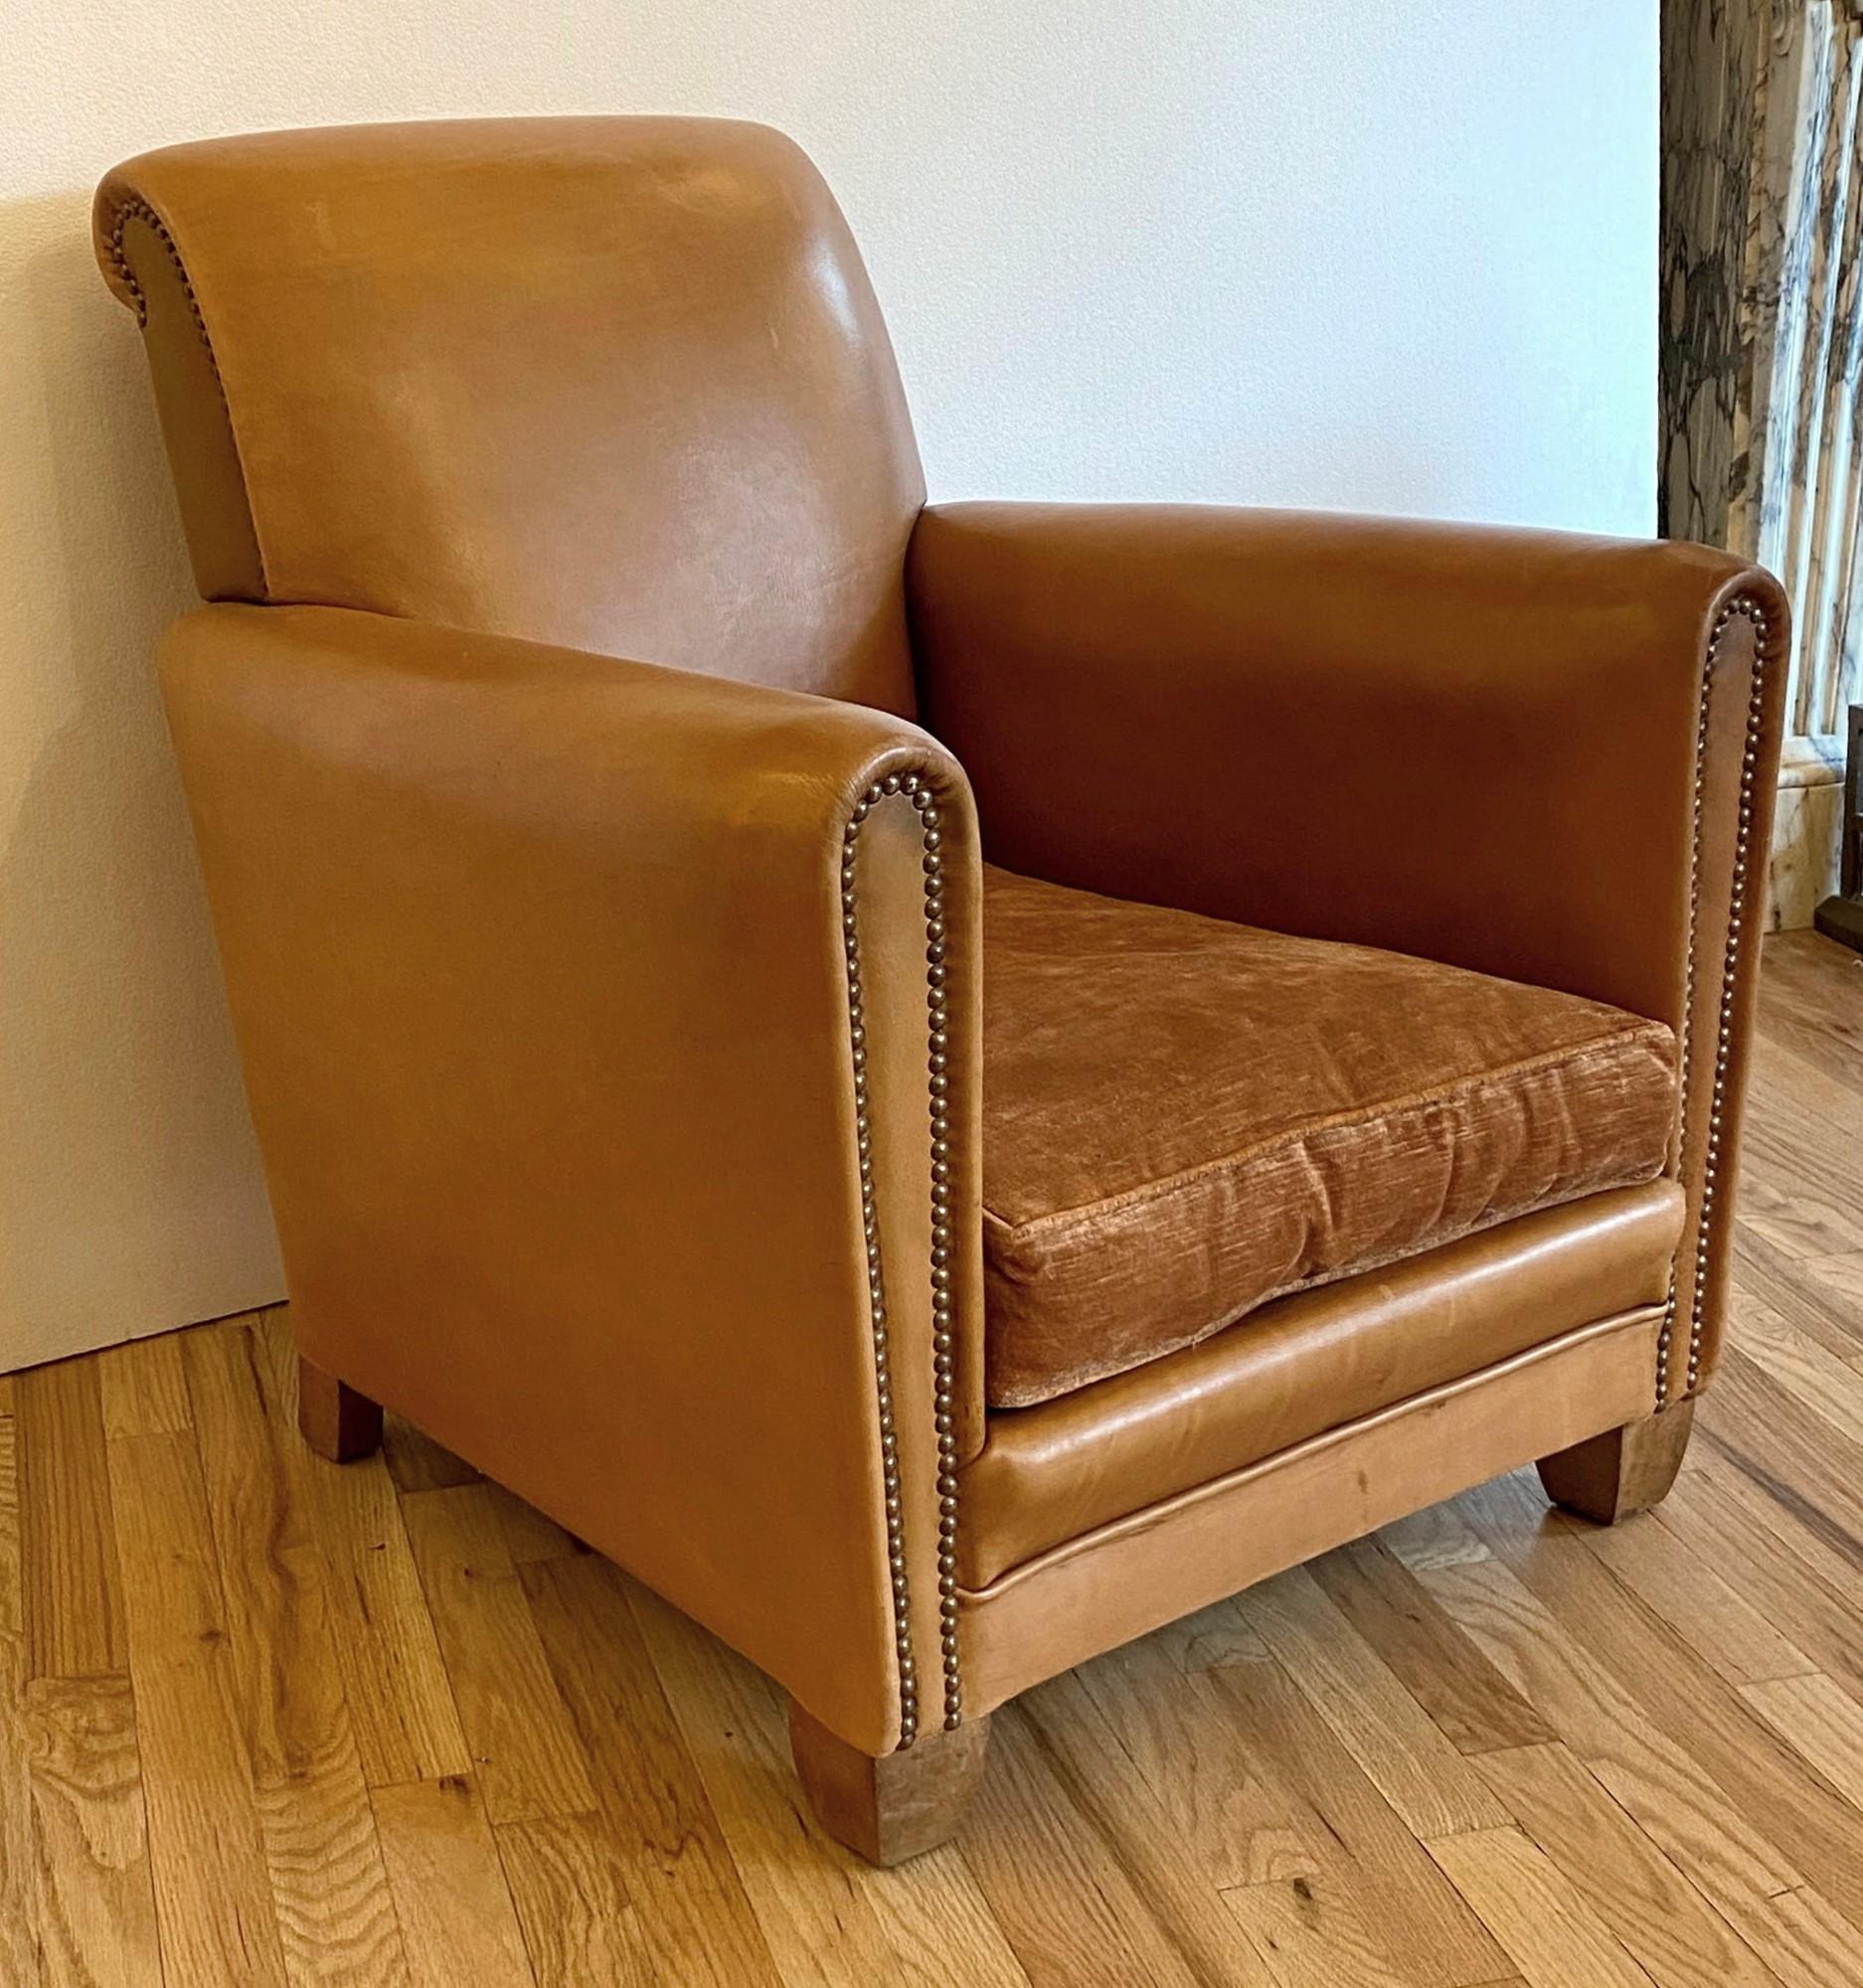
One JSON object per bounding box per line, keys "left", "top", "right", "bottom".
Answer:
{"left": 908, "top": 500, "right": 1789, "bottom": 1401}
{"left": 160, "top": 601, "right": 982, "bottom": 1756}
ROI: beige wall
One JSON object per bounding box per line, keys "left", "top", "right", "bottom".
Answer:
{"left": 0, "top": 1, "right": 1656, "bottom": 1372}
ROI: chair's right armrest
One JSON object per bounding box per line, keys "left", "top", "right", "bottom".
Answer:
{"left": 909, "top": 502, "right": 1790, "bottom": 1406}
{"left": 161, "top": 602, "right": 982, "bottom": 1757}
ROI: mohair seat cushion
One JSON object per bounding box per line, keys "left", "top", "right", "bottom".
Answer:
{"left": 980, "top": 867, "right": 1678, "bottom": 1408}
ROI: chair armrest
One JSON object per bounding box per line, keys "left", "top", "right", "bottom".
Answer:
{"left": 909, "top": 501, "right": 1788, "bottom": 1401}
{"left": 161, "top": 603, "right": 981, "bottom": 1756}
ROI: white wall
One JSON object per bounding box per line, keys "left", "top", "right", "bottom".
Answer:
{"left": 0, "top": 0, "right": 1657, "bottom": 1372}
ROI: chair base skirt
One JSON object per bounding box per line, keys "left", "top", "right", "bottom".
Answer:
{"left": 954, "top": 1303, "right": 1663, "bottom": 1717}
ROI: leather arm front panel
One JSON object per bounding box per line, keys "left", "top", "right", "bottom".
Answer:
{"left": 909, "top": 503, "right": 1787, "bottom": 1397}
{"left": 160, "top": 603, "right": 982, "bottom": 1755}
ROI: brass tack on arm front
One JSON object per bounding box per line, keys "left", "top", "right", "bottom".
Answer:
{"left": 840, "top": 771, "right": 965, "bottom": 1746}
{"left": 1657, "top": 595, "right": 1773, "bottom": 1405}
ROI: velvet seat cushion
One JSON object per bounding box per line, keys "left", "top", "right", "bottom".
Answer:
{"left": 980, "top": 868, "right": 1678, "bottom": 1408}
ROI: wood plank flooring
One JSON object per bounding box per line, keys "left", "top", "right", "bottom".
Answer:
{"left": 3, "top": 929, "right": 1862, "bottom": 1986}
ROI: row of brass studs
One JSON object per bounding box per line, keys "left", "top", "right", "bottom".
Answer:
{"left": 840, "top": 769, "right": 962, "bottom": 1745}
{"left": 108, "top": 198, "right": 273, "bottom": 600}
{"left": 1686, "top": 599, "right": 1771, "bottom": 1394}
{"left": 1657, "top": 622, "right": 1715, "bottom": 1402}
{"left": 107, "top": 199, "right": 207, "bottom": 343}
{"left": 916, "top": 774, "right": 964, "bottom": 1735}
{"left": 1657, "top": 595, "right": 1770, "bottom": 1406}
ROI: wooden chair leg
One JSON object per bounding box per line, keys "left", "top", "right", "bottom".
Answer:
{"left": 1537, "top": 1397, "right": 1695, "bottom": 1525}
{"left": 296, "top": 1354, "right": 383, "bottom": 1463}
{"left": 788, "top": 1700, "right": 990, "bottom": 1866}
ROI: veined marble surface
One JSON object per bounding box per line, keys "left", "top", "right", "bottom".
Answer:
{"left": 1660, "top": 0, "right": 1764, "bottom": 549}
{"left": 1665, "top": 0, "right": 1863, "bottom": 926}
{"left": 1771, "top": 744, "right": 1847, "bottom": 926}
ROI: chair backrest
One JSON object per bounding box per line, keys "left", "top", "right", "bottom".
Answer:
{"left": 95, "top": 116, "right": 926, "bottom": 715}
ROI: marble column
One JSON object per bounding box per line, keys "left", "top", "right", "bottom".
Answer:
{"left": 1660, "top": 0, "right": 1766, "bottom": 548}
{"left": 1662, "top": 0, "right": 1863, "bottom": 926}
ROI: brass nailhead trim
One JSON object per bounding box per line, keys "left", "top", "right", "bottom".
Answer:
{"left": 841, "top": 770, "right": 962, "bottom": 1746}
{"left": 1657, "top": 595, "right": 1771, "bottom": 1405}
{"left": 103, "top": 196, "right": 270, "bottom": 597}
{"left": 106, "top": 198, "right": 212, "bottom": 348}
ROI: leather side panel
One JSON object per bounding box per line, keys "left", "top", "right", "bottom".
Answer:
{"left": 158, "top": 602, "right": 978, "bottom": 1756}
{"left": 958, "top": 1305, "right": 1662, "bottom": 1714}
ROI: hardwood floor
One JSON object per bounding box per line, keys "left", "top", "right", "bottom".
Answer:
{"left": 4, "top": 930, "right": 1863, "bottom": 1986}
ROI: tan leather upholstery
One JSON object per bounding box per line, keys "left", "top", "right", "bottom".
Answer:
{"left": 912, "top": 502, "right": 1788, "bottom": 1402}
{"left": 157, "top": 602, "right": 982, "bottom": 1758}
{"left": 979, "top": 867, "right": 1678, "bottom": 1405}
{"left": 97, "top": 118, "right": 924, "bottom": 714}
{"left": 962, "top": 1183, "right": 1682, "bottom": 1584}
{"left": 958, "top": 1305, "right": 1666, "bottom": 1715}
{"left": 97, "top": 119, "right": 1786, "bottom": 1794}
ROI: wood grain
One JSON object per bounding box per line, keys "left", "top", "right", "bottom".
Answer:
{"left": 974, "top": 1667, "right": 1263, "bottom": 1986}
{"left": 1074, "top": 1616, "right": 1318, "bottom": 1893}
{"left": 0, "top": 1416, "right": 43, "bottom": 1988}
{"left": 0, "top": 1412, "right": 20, "bottom": 1642}
{"left": 1468, "top": 1740, "right": 1778, "bottom": 1988}
{"left": 95, "top": 1332, "right": 192, "bottom": 1441}
{"left": 17, "top": 1357, "right": 123, "bottom": 1681}
{"left": 625, "top": 1574, "right": 934, "bottom": 1985}
{"left": 496, "top": 1810, "right": 648, "bottom": 1988}
{"left": 184, "top": 1323, "right": 410, "bottom": 1986}
{"left": 1233, "top": 1566, "right": 1511, "bottom": 1838}
{"left": 381, "top": 1414, "right": 479, "bottom": 1494}
{"left": 1738, "top": 1672, "right": 1863, "bottom": 1810}
{"left": 1407, "top": 1547, "right": 1805, "bottom": 1915}
{"left": 1579, "top": 1483, "right": 1815, "bottom": 1688}
{"left": 520, "top": 1553, "right": 782, "bottom": 1988}
{"left": 1205, "top": 1656, "right": 1510, "bottom": 1988}
{"left": 1657, "top": 1451, "right": 1863, "bottom": 1694}
{"left": 400, "top": 1484, "right": 594, "bottom": 1827}
{"left": 1305, "top": 1538, "right": 1555, "bottom": 1755}
{"left": 959, "top": 1694, "right": 1212, "bottom": 1988}
{"left": 21, "top": 1673, "right": 162, "bottom": 1987}
{"left": 371, "top": 1776, "right": 536, "bottom": 1988}
{"left": 107, "top": 1430, "right": 288, "bottom": 1986}
{"left": 1424, "top": 1827, "right": 1658, "bottom": 1987}
{"left": 0, "top": 926, "right": 1859, "bottom": 1985}
{"left": 1223, "top": 1864, "right": 1415, "bottom": 1988}
{"left": 251, "top": 1314, "right": 469, "bottom": 1791}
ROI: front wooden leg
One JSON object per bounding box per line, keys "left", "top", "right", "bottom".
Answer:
{"left": 788, "top": 1701, "right": 990, "bottom": 1866}
{"left": 296, "top": 1354, "right": 383, "bottom": 1463}
{"left": 1537, "top": 1398, "right": 1695, "bottom": 1525}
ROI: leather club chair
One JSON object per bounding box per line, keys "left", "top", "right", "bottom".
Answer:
{"left": 95, "top": 117, "right": 1786, "bottom": 1866}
